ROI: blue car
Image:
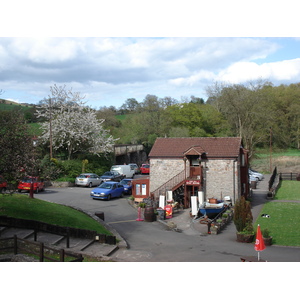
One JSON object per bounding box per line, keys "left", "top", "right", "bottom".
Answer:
{"left": 90, "top": 181, "right": 125, "bottom": 200}
{"left": 120, "top": 178, "right": 133, "bottom": 195}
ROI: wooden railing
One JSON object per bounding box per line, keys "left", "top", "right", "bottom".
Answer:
{"left": 152, "top": 169, "right": 189, "bottom": 200}
{"left": 0, "top": 235, "right": 83, "bottom": 262}
{"left": 0, "top": 216, "right": 117, "bottom": 245}
{"left": 279, "top": 173, "right": 299, "bottom": 181}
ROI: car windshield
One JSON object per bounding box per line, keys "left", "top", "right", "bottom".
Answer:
{"left": 78, "top": 174, "right": 90, "bottom": 178}
{"left": 143, "top": 164, "right": 149, "bottom": 168}
{"left": 120, "top": 179, "right": 131, "bottom": 185}
{"left": 102, "top": 172, "right": 112, "bottom": 176}
{"left": 98, "top": 182, "right": 113, "bottom": 189}
{"left": 21, "top": 177, "right": 36, "bottom": 183}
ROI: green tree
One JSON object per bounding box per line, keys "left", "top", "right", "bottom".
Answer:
{"left": 0, "top": 110, "right": 38, "bottom": 181}
{"left": 270, "top": 83, "right": 300, "bottom": 149}
{"left": 206, "top": 80, "right": 274, "bottom": 158}
{"left": 165, "top": 102, "right": 227, "bottom": 137}
{"left": 119, "top": 98, "right": 140, "bottom": 113}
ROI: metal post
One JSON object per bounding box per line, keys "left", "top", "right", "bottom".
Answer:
{"left": 14, "top": 235, "right": 18, "bottom": 255}
{"left": 66, "top": 228, "right": 70, "bottom": 248}
{"left": 29, "top": 182, "right": 34, "bottom": 198}
{"left": 60, "top": 249, "right": 65, "bottom": 262}
{"left": 39, "top": 243, "right": 44, "bottom": 262}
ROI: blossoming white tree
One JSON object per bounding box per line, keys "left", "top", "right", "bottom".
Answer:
{"left": 36, "top": 84, "right": 117, "bottom": 160}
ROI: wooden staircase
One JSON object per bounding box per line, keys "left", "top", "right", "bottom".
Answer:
{"left": 152, "top": 169, "right": 190, "bottom": 200}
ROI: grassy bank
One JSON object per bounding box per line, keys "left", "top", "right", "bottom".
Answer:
{"left": 0, "top": 194, "right": 112, "bottom": 235}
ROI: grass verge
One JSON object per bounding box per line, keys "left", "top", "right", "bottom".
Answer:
{"left": 0, "top": 194, "right": 112, "bottom": 236}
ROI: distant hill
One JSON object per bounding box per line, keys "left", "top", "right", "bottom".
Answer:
{"left": 0, "top": 98, "right": 36, "bottom": 112}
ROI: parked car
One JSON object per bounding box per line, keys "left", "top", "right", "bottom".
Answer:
{"left": 90, "top": 181, "right": 125, "bottom": 200}
{"left": 100, "top": 171, "right": 125, "bottom": 182}
{"left": 110, "top": 165, "right": 135, "bottom": 178}
{"left": 249, "top": 174, "right": 259, "bottom": 184}
{"left": 129, "top": 163, "right": 140, "bottom": 174}
{"left": 0, "top": 175, "right": 7, "bottom": 192}
{"left": 120, "top": 178, "right": 133, "bottom": 194}
{"left": 75, "top": 173, "right": 102, "bottom": 187}
{"left": 249, "top": 169, "right": 264, "bottom": 181}
{"left": 18, "top": 176, "right": 45, "bottom": 193}
{"left": 140, "top": 164, "right": 150, "bottom": 174}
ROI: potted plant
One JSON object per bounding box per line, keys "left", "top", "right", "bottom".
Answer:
{"left": 234, "top": 196, "right": 255, "bottom": 243}
{"left": 262, "top": 228, "right": 272, "bottom": 246}
{"left": 236, "top": 221, "right": 255, "bottom": 243}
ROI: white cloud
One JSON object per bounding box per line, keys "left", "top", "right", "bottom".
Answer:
{"left": 217, "top": 58, "right": 300, "bottom": 83}
{"left": 0, "top": 37, "right": 299, "bottom": 106}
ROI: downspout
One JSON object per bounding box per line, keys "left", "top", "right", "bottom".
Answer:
{"left": 233, "top": 159, "right": 236, "bottom": 205}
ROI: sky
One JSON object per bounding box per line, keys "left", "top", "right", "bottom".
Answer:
{"left": 1, "top": 1, "right": 300, "bottom": 110}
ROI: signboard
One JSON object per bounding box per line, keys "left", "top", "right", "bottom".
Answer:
{"left": 186, "top": 180, "right": 200, "bottom": 185}
{"left": 165, "top": 205, "right": 173, "bottom": 218}
{"left": 142, "top": 184, "right": 147, "bottom": 195}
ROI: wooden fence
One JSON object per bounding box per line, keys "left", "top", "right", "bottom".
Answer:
{"left": 0, "top": 235, "right": 83, "bottom": 262}
{"left": 279, "top": 173, "right": 299, "bottom": 181}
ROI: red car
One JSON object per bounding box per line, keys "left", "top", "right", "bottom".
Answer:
{"left": 0, "top": 176, "right": 7, "bottom": 192}
{"left": 140, "top": 164, "right": 150, "bottom": 174}
{"left": 18, "top": 176, "right": 45, "bottom": 193}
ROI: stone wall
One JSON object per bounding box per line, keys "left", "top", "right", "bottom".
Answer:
{"left": 150, "top": 158, "right": 187, "bottom": 193}
{"left": 205, "top": 159, "right": 240, "bottom": 204}
{"left": 150, "top": 158, "right": 240, "bottom": 204}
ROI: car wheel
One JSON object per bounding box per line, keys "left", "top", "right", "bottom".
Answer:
{"left": 120, "top": 192, "right": 124, "bottom": 198}
{"left": 35, "top": 188, "right": 39, "bottom": 194}
{"left": 18, "top": 189, "right": 22, "bottom": 193}
{"left": 107, "top": 194, "right": 111, "bottom": 201}
{"left": 89, "top": 182, "right": 93, "bottom": 188}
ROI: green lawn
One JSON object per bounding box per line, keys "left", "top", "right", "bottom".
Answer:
{"left": 0, "top": 194, "right": 112, "bottom": 235}
{"left": 274, "top": 181, "right": 300, "bottom": 200}
{"left": 255, "top": 202, "right": 300, "bottom": 247}
{"left": 254, "top": 180, "right": 300, "bottom": 247}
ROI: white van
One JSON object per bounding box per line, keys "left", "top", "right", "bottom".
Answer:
{"left": 110, "top": 165, "right": 135, "bottom": 178}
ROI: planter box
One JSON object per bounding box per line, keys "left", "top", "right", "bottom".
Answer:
{"left": 236, "top": 232, "right": 254, "bottom": 243}
{"left": 263, "top": 237, "right": 272, "bottom": 246}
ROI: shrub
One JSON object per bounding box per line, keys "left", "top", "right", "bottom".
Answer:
{"left": 233, "top": 196, "right": 253, "bottom": 233}
{"left": 40, "top": 155, "right": 63, "bottom": 180}
{"left": 61, "top": 160, "right": 82, "bottom": 178}
{"left": 262, "top": 228, "right": 271, "bottom": 238}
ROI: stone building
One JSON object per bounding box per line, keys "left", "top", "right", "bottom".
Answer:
{"left": 148, "top": 137, "right": 249, "bottom": 208}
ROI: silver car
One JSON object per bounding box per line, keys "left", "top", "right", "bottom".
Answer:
{"left": 75, "top": 173, "right": 102, "bottom": 187}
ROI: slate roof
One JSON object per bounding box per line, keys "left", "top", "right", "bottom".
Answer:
{"left": 148, "top": 137, "right": 242, "bottom": 159}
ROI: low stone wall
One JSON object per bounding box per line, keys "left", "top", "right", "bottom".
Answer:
{"left": 267, "top": 175, "right": 281, "bottom": 199}
{"left": 209, "top": 208, "right": 234, "bottom": 235}
{"left": 48, "top": 181, "right": 75, "bottom": 188}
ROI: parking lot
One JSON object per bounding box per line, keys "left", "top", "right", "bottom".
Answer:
{"left": 34, "top": 177, "right": 300, "bottom": 262}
